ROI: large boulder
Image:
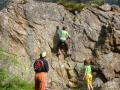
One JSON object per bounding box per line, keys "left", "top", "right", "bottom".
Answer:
{"left": 100, "top": 78, "right": 120, "bottom": 90}
{"left": 0, "top": 0, "right": 120, "bottom": 90}
{"left": 99, "top": 4, "right": 111, "bottom": 11}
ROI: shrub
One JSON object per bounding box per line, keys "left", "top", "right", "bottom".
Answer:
{"left": 89, "top": 0, "right": 105, "bottom": 5}
{"left": 0, "top": 69, "right": 33, "bottom": 90}
{"left": 0, "top": 50, "right": 33, "bottom": 90}
{"left": 59, "top": 1, "right": 86, "bottom": 12}
{"left": 58, "top": 0, "right": 105, "bottom": 13}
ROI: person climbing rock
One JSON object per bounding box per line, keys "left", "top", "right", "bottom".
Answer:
{"left": 34, "top": 51, "right": 49, "bottom": 90}
{"left": 83, "top": 59, "right": 93, "bottom": 90}
{"left": 56, "top": 26, "right": 71, "bottom": 56}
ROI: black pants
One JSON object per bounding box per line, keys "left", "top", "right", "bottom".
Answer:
{"left": 56, "top": 39, "right": 69, "bottom": 53}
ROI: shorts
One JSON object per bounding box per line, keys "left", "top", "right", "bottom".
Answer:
{"left": 85, "top": 74, "right": 92, "bottom": 85}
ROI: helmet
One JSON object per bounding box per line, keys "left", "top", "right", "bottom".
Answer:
{"left": 41, "top": 51, "right": 46, "bottom": 58}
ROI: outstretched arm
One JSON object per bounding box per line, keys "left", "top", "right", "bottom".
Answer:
{"left": 68, "top": 34, "right": 71, "bottom": 39}
{"left": 67, "top": 33, "right": 71, "bottom": 40}
{"left": 83, "top": 73, "right": 86, "bottom": 80}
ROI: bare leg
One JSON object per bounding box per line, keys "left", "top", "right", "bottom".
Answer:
{"left": 87, "top": 84, "right": 90, "bottom": 90}
{"left": 58, "top": 48, "right": 62, "bottom": 54}
{"left": 90, "top": 84, "right": 93, "bottom": 90}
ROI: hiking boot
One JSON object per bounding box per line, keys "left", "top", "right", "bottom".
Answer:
{"left": 57, "top": 49, "right": 61, "bottom": 55}
{"left": 67, "top": 50, "right": 71, "bottom": 56}
{"left": 56, "top": 52, "right": 61, "bottom": 56}
{"left": 67, "top": 53, "right": 71, "bottom": 57}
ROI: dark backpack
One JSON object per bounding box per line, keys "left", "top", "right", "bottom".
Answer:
{"left": 34, "top": 59, "right": 44, "bottom": 72}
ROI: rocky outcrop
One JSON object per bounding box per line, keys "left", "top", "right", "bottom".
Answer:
{"left": 0, "top": 1, "right": 120, "bottom": 90}
{"left": 100, "top": 78, "right": 120, "bottom": 90}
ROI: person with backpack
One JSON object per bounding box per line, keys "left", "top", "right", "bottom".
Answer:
{"left": 83, "top": 59, "right": 93, "bottom": 90}
{"left": 34, "top": 51, "right": 49, "bottom": 90}
{"left": 56, "top": 26, "right": 71, "bottom": 55}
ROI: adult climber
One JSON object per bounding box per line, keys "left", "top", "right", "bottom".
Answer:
{"left": 56, "top": 26, "right": 71, "bottom": 55}
{"left": 34, "top": 51, "right": 49, "bottom": 90}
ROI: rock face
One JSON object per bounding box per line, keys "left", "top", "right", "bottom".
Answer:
{"left": 0, "top": 0, "right": 120, "bottom": 90}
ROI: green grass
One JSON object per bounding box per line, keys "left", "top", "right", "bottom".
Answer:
{"left": 0, "top": 50, "right": 18, "bottom": 64}
{"left": 89, "top": 0, "right": 105, "bottom": 5}
{"left": 0, "top": 69, "right": 33, "bottom": 90}
{"left": 58, "top": 0, "right": 104, "bottom": 12}
{"left": 0, "top": 50, "right": 33, "bottom": 90}
{"left": 58, "top": 1, "right": 86, "bottom": 12}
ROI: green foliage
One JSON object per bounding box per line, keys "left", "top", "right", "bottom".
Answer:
{"left": 59, "top": 2, "right": 86, "bottom": 12}
{"left": 89, "top": 0, "right": 105, "bottom": 5}
{"left": 57, "top": 0, "right": 105, "bottom": 12}
{"left": 0, "top": 50, "right": 18, "bottom": 65}
{"left": 0, "top": 69, "right": 33, "bottom": 90}
{"left": 0, "top": 50, "right": 33, "bottom": 90}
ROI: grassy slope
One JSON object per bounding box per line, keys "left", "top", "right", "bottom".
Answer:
{"left": 0, "top": 50, "right": 33, "bottom": 90}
